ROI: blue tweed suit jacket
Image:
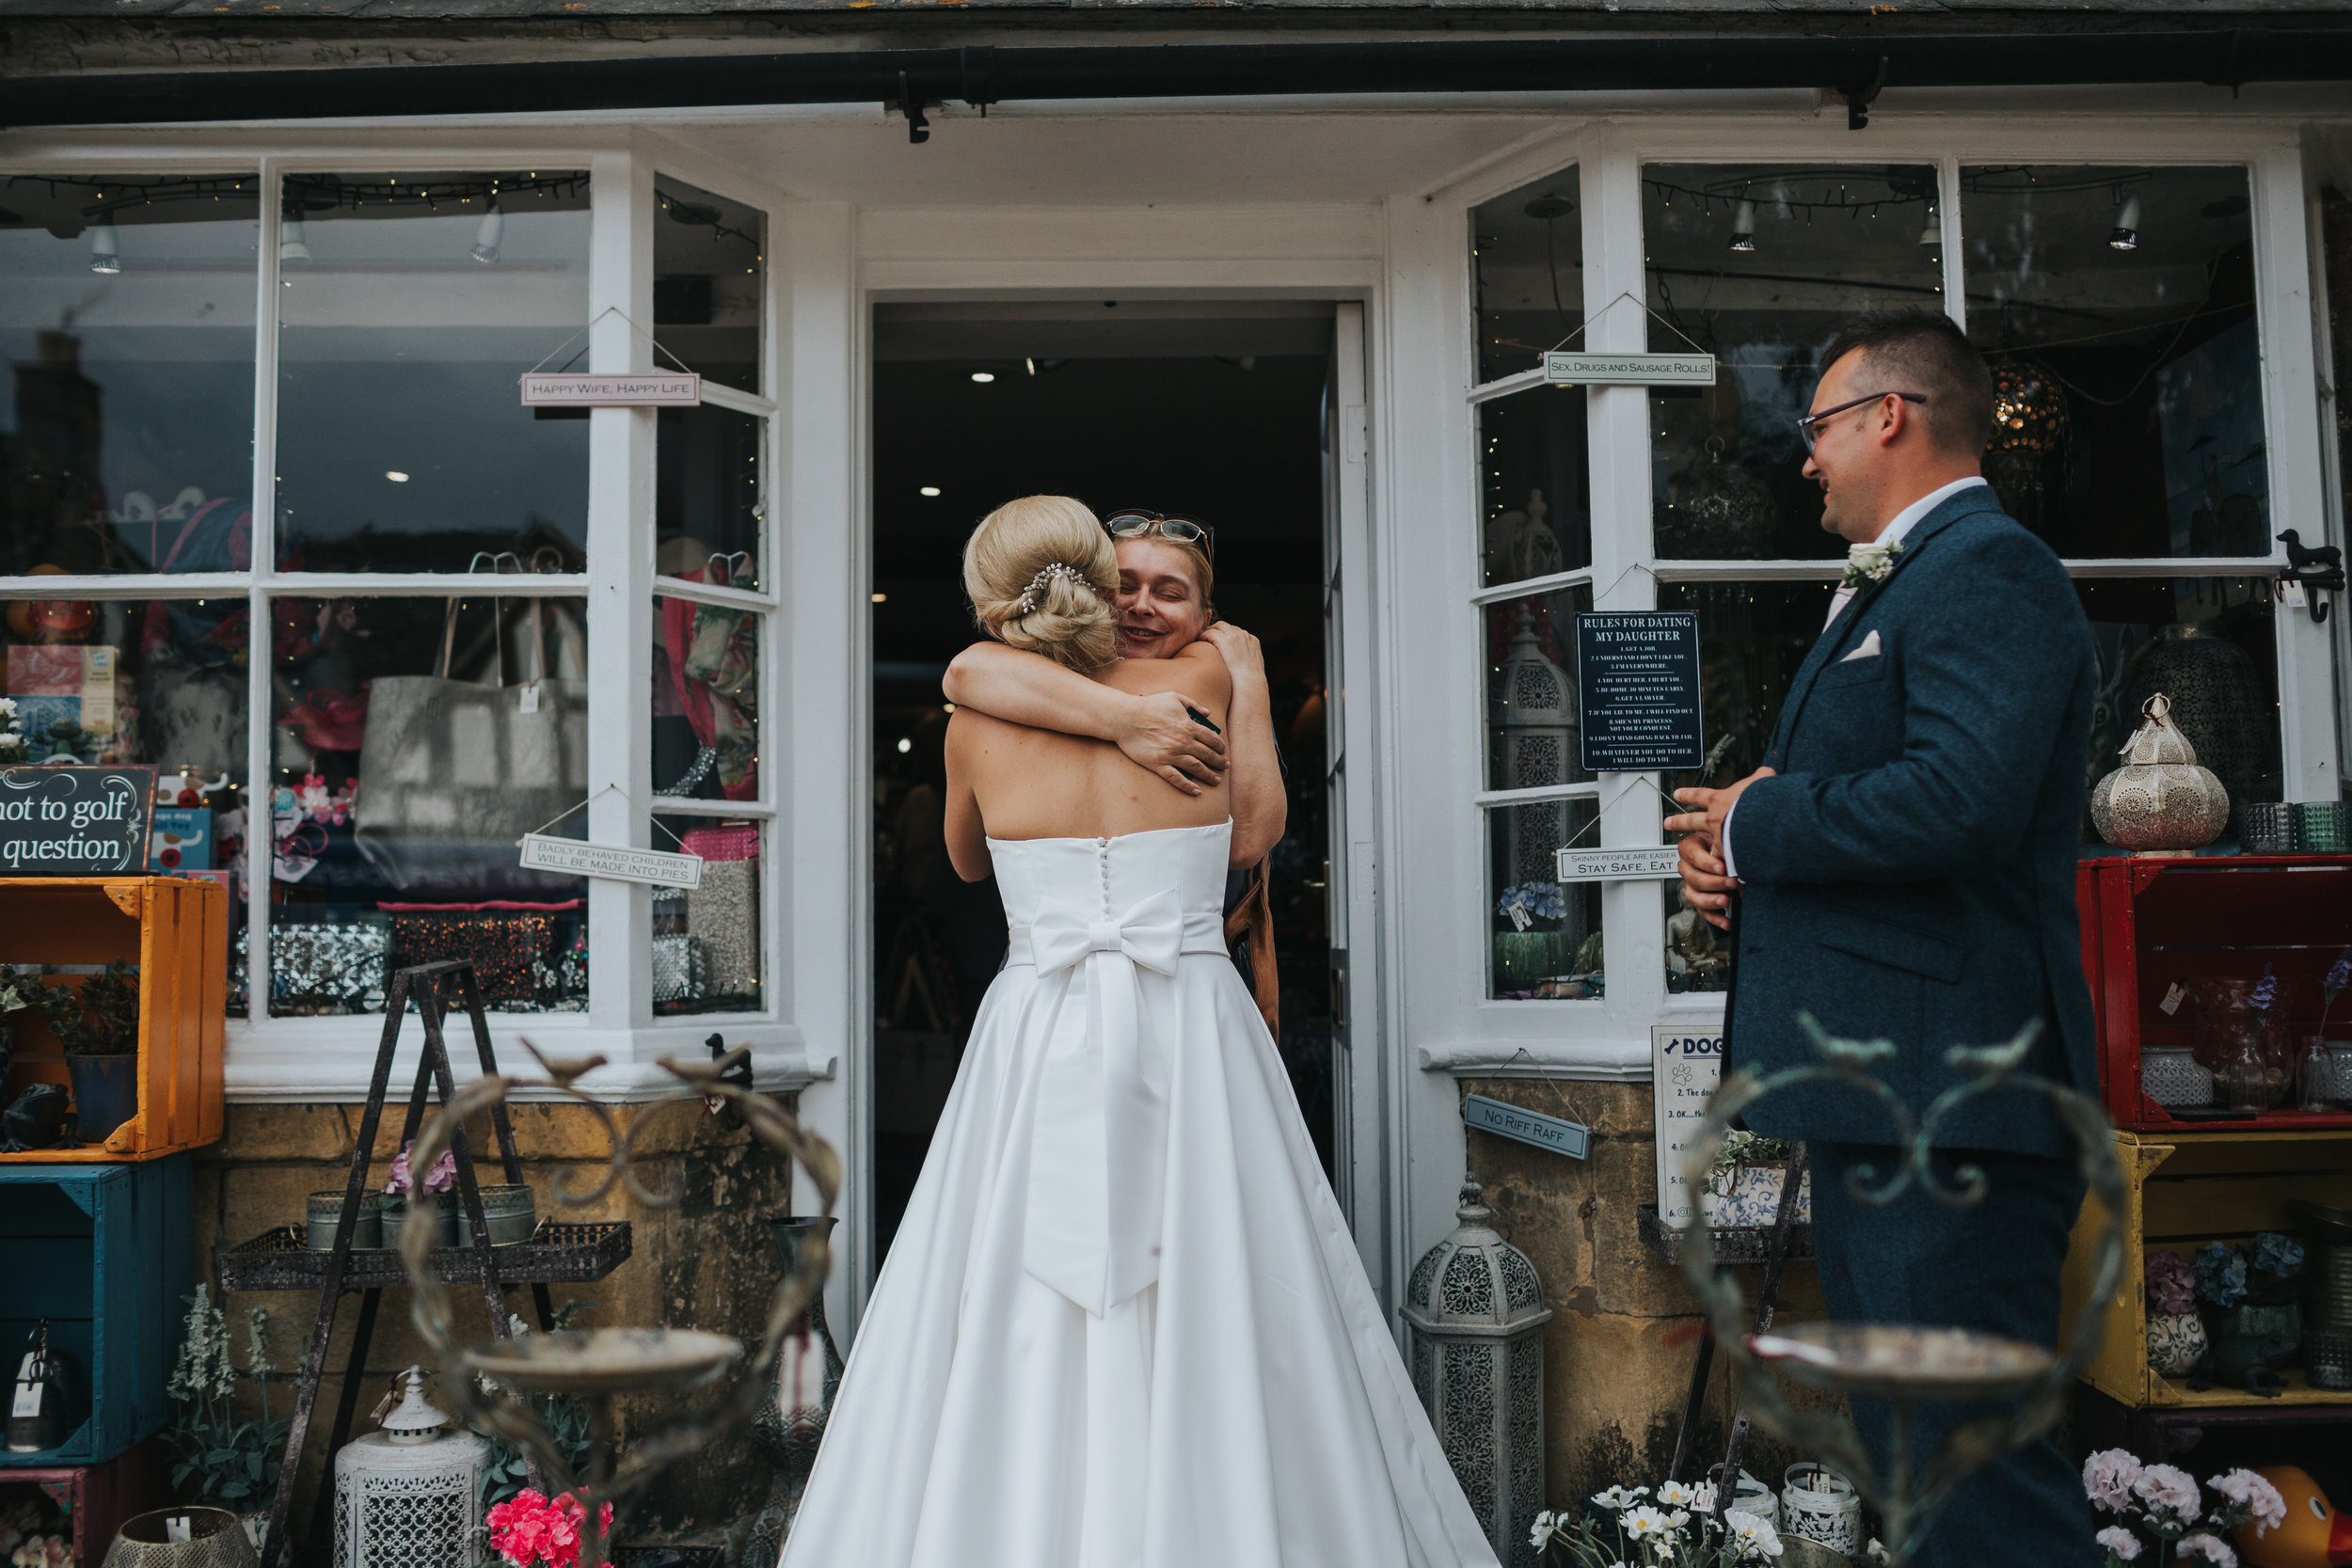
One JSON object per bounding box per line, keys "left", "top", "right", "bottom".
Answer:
{"left": 1724, "top": 484, "right": 2100, "bottom": 1158}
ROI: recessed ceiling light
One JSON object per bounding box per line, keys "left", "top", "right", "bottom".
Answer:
{"left": 970, "top": 372, "right": 995, "bottom": 384}
{"left": 385, "top": 470, "right": 411, "bottom": 483}
{"left": 919, "top": 486, "right": 941, "bottom": 498}
{"left": 871, "top": 592, "right": 888, "bottom": 603}
{"left": 897, "top": 737, "right": 912, "bottom": 753}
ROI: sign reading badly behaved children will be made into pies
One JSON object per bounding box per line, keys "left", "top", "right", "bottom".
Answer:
{"left": 518, "top": 833, "right": 703, "bottom": 889}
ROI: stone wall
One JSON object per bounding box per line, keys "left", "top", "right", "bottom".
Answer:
{"left": 1456, "top": 1078, "right": 1837, "bottom": 1510}
{"left": 194, "top": 1096, "right": 799, "bottom": 1549}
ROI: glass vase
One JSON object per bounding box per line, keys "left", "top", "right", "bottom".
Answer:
{"left": 2297, "top": 1036, "right": 2339, "bottom": 1113}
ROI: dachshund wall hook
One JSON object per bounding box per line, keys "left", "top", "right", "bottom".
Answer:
{"left": 2279, "top": 530, "right": 2344, "bottom": 624}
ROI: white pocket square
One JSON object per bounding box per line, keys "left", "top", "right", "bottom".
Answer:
{"left": 1841, "top": 630, "right": 1883, "bottom": 661}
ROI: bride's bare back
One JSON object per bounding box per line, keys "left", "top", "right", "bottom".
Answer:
{"left": 945, "top": 641, "right": 1231, "bottom": 879}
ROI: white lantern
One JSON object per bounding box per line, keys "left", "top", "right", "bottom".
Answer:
{"left": 1402, "top": 1176, "right": 1553, "bottom": 1568}
{"left": 332, "top": 1367, "right": 488, "bottom": 1568}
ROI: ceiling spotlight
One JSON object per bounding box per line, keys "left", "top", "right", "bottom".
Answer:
{"left": 1025, "top": 356, "right": 1037, "bottom": 376}
{"left": 919, "top": 486, "right": 942, "bottom": 498}
{"left": 896, "top": 737, "right": 912, "bottom": 754}
{"left": 385, "top": 470, "right": 411, "bottom": 483}
{"left": 2108, "top": 195, "right": 2141, "bottom": 251}
{"left": 970, "top": 372, "right": 995, "bottom": 384}
{"left": 470, "top": 202, "right": 503, "bottom": 264}
{"left": 1727, "top": 200, "right": 1757, "bottom": 254}
{"left": 1522, "top": 194, "right": 1576, "bottom": 221}
{"left": 87, "top": 221, "right": 121, "bottom": 275}
{"left": 278, "top": 212, "right": 311, "bottom": 263}
{"left": 1917, "top": 199, "right": 1942, "bottom": 247}
{"left": 871, "top": 592, "right": 888, "bottom": 603}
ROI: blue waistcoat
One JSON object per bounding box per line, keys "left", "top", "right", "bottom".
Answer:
{"left": 1724, "top": 484, "right": 2099, "bottom": 1157}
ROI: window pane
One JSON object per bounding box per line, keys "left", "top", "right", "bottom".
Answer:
{"left": 277, "top": 172, "right": 590, "bottom": 573}
{"left": 2079, "top": 576, "right": 2279, "bottom": 840}
{"left": 1472, "top": 166, "right": 1581, "bottom": 385}
{"left": 1963, "top": 166, "right": 2265, "bottom": 560}
{"left": 656, "top": 405, "right": 764, "bottom": 587}
{"left": 1486, "top": 587, "right": 1594, "bottom": 790}
{"left": 0, "top": 175, "right": 259, "bottom": 577}
{"left": 1480, "top": 388, "right": 1592, "bottom": 585}
{"left": 655, "top": 595, "right": 760, "bottom": 802}
{"left": 268, "top": 593, "right": 588, "bottom": 1015}
{"left": 1655, "top": 579, "right": 1834, "bottom": 798}
{"left": 654, "top": 178, "right": 764, "bottom": 395}
{"left": 1486, "top": 797, "right": 1600, "bottom": 1000}
{"left": 1645, "top": 164, "right": 1946, "bottom": 561}
{"left": 654, "top": 813, "right": 762, "bottom": 1015}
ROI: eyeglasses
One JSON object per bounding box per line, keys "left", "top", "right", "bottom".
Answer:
{"left": 1796, "top": 391, "right": 1927, "bottom": 452}
{"left": 1104, "top": 510, "right": 1215, "bottom": 562}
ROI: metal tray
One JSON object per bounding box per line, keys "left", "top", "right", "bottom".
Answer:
{"left": 217, "top": 1220, "right": 631, "bottom": 1291}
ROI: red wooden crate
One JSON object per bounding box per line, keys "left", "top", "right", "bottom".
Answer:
{"left": 0, "top": 1440, "right": 168, "bottom": 1566}
{"left": 2077, "top": 853, "right": 2352, "bottom": 1132}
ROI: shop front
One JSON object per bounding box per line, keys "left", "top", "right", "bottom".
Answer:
{"left": 5, "top": 50, "right": 2352, "bottom": 1535}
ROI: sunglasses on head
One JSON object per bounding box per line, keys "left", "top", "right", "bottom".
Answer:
{"left": 1104, "top": 510, "right": 1215, "bottom": 562}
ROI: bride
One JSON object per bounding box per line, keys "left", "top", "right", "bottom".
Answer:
{"left": 778, "top": 496, "right": 1499, "bottom": 1568}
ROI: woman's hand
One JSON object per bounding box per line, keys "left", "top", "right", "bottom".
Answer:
{"left": 1198, "top": 623, "right": 1267, "bottom": 693}
{"left": 1115, "top": 690, "right": 1229, "bottom": 796}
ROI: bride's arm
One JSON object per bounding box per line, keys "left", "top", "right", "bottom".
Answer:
{"left": 942, "top": 720, "right": 993, "bottom": 883}
{"left": 1197, "top": 625, "right": 1288, "bottom": 866}
{"left": 942, "top": 641, "right": 1228, "bottom": 794}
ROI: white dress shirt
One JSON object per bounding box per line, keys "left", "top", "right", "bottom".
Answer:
{"left": 1717, "top": 476, "right": 1989, "bottom": 880}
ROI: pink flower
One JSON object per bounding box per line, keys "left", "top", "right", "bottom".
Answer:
{"left": 383, "top": 1139, "right": 458, "bottom": 1197}
{"left": 2083, "top": 1449, "right": 2145, "bottom": 1513}
{"left": 2131, "top": 1463, "right": 2201, "bottom": 1523}
{"left": 2206, "top": 1469, "right": 2286, "bottom": 1534}
{"left": 2095, "top": 1527, "right": 2142, "bottom": 1561}
{"left": 2176, "top": 1535, "right": 2237, "bottom": 1568}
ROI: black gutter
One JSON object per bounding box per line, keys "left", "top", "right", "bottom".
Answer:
{"left": 4, "top": 30, "right": 2349, "bottom": 130}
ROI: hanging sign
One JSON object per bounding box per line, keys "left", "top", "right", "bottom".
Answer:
{"left": 517, "top": 833, "right": 704, "bottom": 889}
{"left": 1544, "top": 351, "right": 1716, "bottom": 387}
{"left": 1574, "top": 611, "right": 1705, "bottom": 773}
{"left": 1462, "top": 1093, "right": 1590, "bottom": 1161}
{"left": 0, "top": 767, "right": 155, "bottom": 876}
{"left": 1555, "top": 845, "right": 1682, "bottom": 883}
{"left": 1651, "top": 1026, "right": 1724, "bottom": 1228}
{"left": 520, "top": 372, "right": 702, "bottom": 408}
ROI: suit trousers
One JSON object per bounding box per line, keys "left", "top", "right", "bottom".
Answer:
{"left": 1809, "top": 1142, "right": 2099, "bottom": 1568}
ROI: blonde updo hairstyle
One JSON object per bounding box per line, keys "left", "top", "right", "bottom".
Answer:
{"left": 962, "top": 495, "right": 1121, "bottom": 671}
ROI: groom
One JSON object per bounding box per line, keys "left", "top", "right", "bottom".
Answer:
{"left": 1665, "top": 309, "right": 2100, "bottom": 1567}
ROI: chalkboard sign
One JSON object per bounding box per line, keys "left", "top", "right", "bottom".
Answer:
{"left": 0, "top": 767, "right": 156, "bottom": 876}
{"left": 1574, "top": 611, "right": 1705, "bottom": 772}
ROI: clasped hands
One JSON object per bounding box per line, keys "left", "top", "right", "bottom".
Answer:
{"left": 1662, "top": 768, "right": 1774, "bottom": 932}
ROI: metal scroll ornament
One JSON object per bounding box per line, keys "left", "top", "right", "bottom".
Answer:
{"left": 1678, "top": 1018, "right": 2127, "bottom": 1566}
{"left": 1660, "top": 437, "right": 1776, "bottom": 559}
{"left": 2089, "top": 693, "right": 2232, "bottom": 852}
{"left": 397, "top": 1043, "right": 841, "bottom": 1568}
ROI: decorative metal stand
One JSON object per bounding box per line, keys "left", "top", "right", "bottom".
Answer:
{"left": 396, "top": 1034, "right": 840, "bottom": 1568}
{"left": 1675, "top": 1018, "right": 2128, "bottom": 1564}
{"left": 221, "top": 961, "right": 634, "bottom": 1568}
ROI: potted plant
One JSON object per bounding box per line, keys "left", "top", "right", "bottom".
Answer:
{"left": 486, "top": 1488, "right": 614, "bottom": 1568}
{"left": 2082, "top": 1449, "right": 2284, "bottom": 1564}
{"left": 1701, "top": 1130, "right": 1810, "bottom": 1229}
{"left": 166, "top": 1285, "right": 290, "bottom": 1545}
{"left": 0, "top": 964, "right": 45, "bottom": 1088}
{"left": 381, "top": 1139, "right": 459, "bottom": 1250}
{"left": 2189, "top": 1232, "right": 2305, "bottom": 1393}
{"left": 1493, "top": 882, "right": 1568, "bottom": 993}
{"left": 1530, "top": 1477, "right": 1788, "bottom": 1565}
{"left": 2142, "top": 1251, "right": 2205, "bottom": 1378}
{"left": 30, "top": 960, "right": 140, "bottom": 1146}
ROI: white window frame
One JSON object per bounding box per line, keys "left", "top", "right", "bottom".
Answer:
{"left": 1417, "top": 117, "right": 2337, "bottom": 1080}
{"left": 0, "top": 135, "right": 822, "bottom": 1101}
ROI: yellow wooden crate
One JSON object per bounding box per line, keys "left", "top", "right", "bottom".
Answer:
{"left": 2060, "top": 1128, "right": 2352, "bottom": 1408}
{"left": 0, "top": 876, "right": 229, "bottom": 1162}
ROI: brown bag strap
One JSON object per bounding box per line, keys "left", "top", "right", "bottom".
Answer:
{"left": 1223, "top": 855, "right": 1279, "bottom": 1038}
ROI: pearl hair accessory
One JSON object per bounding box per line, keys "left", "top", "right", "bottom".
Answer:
{"left": 1015, "top": 562, "right": 1086, "bottom": 615}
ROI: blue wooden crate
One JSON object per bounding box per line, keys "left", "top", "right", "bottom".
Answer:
{"left": 0, "top": 1156, "right": 190, "bottom": 1466}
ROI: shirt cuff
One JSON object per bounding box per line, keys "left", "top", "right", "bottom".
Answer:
{"left": 1720, "top": 797, "right": 1740, "bottom": 880}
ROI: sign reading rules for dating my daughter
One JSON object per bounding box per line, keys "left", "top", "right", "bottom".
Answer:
{"left": 0, "top": 768, "right": 157, "bottom": 875}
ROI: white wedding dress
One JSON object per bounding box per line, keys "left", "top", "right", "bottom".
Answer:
{"left": 779, "top": 821, "right": 1500, "bottom": 1568}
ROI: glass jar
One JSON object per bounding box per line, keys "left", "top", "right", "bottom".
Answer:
{"left": 2298, "top": 1037, "right": 2339, "bottom": 1113}
{"left": 2190, "top": 975, "right": 2293, "bottom": 1086}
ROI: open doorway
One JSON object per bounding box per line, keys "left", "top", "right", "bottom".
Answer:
{"left": 868, "top": 300, "right": 1338, "bottom": 1266}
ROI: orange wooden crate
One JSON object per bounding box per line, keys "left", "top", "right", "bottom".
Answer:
{"left": 0, "top": 877, "right": 228, "bottom": 1162}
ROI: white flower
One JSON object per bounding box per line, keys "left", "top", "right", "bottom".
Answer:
{"left": 2083, "top": 1449, "right": 2145, "bottom": 1513}
{"left": 1731, "top": 1515, "right": 1784, "bottom": 1561}
{"left": 2207, "top": 1469, "right": 2286, "bottom": 1534}
{"left": 2095, "top": 1526, "right": 2143, "bottom": 1561}
{"left": 1866, "top": 1542, "right": 1890, "bottom": 1565}
{"left": 0, "top": 698, "right": 15, "bottom": 721}
{"left": 1658, "top": 1481, "right": 1698, "bottom": 1507}
{"left": 2176, "top": 1534, "right": 2237, "bottom": 1567}
{"left": 1839, "top": 539, "right": 1905, "bottom": 590}
{"left": 1593, "top": 1486, "right": 1645, "bottom": 1512}
{"left": 1623, "top": 1505, "right": 1674, "bottom": 1540}
{"left": 2133, "top": 1464, "right": 2202, "bottom": 1524}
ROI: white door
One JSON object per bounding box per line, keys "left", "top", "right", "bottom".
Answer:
{"left": 1322, "top": 302, "right": 1393, "bottom": 1308}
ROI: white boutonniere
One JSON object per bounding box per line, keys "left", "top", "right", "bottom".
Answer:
{"left": 1839, "top": 538, "right": 1904, "bottom": 592}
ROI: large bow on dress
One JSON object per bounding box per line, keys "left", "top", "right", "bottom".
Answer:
{"left": 1016, "top": 888, "right": 1213, "bottom": 1317}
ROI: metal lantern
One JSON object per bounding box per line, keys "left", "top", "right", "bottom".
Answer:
{"left": 332, "top": 1368, "right": 487, "bottom": 1568}
{"left": 2089, "top": 693, "right": 2232, "bottom": 852}
{"left": 1491, "top": 599, "right": 1580, "bottom": 889}
{"left": 1403, "top": 1175, "right": 1553, "bottom": 1568}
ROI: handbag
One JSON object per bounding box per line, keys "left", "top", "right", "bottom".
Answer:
{"left": 653, "top": 933, "right": 707, "bottom": 1007}
{"left": 232, "top": 922, "right": 390, "bottom": 1015}
{"left": 354, "top": 585, "right": 589, "bottom": 893}
{"left": 679, "top": 824, "right": 759, "bottom": 1002}
{"left": 385, "top": 904, "right": 578, "bottom": 1010}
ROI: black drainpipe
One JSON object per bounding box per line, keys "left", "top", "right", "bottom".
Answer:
{"left": 4, "top": 31, "right": 2349, "bottom": 135}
